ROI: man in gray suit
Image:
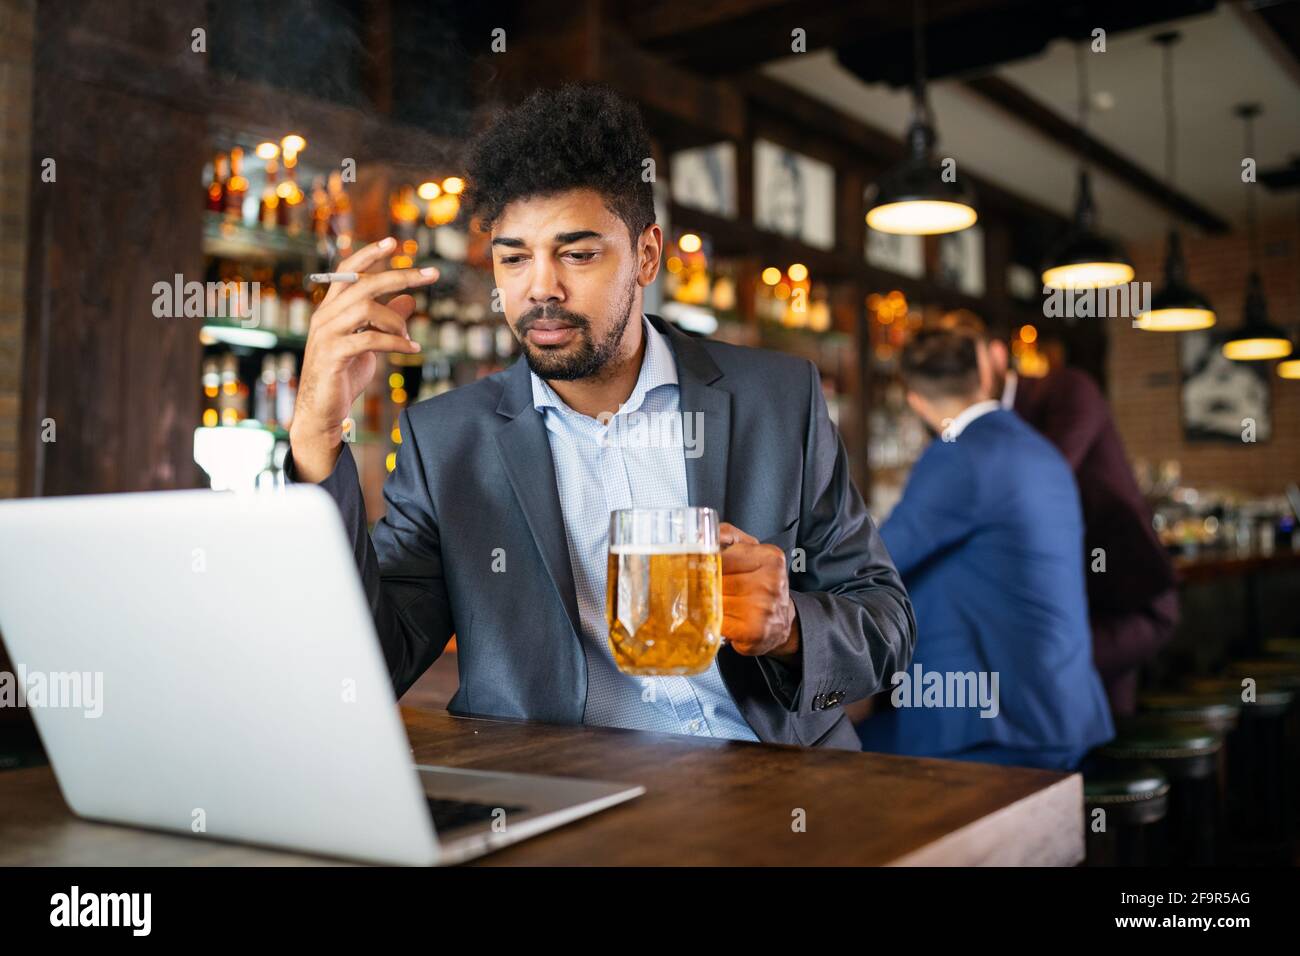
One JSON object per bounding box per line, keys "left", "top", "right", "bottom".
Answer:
{"left": 287, "top": 85, "right": 914, "bottom": 750}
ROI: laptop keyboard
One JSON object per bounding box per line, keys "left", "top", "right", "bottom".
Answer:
{"left": 426, "top": 796, "right": 528, "bottom": 833}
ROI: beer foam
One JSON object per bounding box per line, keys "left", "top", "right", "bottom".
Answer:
{"left": 609, "top": 543, "right": 718, "bottom": 555}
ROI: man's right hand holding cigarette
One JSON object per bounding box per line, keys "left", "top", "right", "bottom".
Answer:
{"left": 289, "top": 237, "right": 440, "bottom": 482}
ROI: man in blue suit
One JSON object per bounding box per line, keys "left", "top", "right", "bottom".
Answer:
{"left": 857, "top": 326, "right": 1113, "bottom": 770}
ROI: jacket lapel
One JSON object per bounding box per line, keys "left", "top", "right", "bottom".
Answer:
{"left": 649, "top": 316, "right": 731, "bottom": 517}
{"left": 493, "top": 359, "right": 584, "bottom": 640}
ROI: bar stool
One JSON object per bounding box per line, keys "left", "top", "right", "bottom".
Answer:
{"left": 1139, "top": 692, "right": 1240, "bottom": 736}
{"left": 1081, "top": 761, "right": 1170, "bottom": 866}
{"left": 1225, "top": 659, "right": 1300, "bottom": 809}
{"left": 1098, "top": 719, "right": 1223, "bottom": 866}
{"left": 1188, "top": 675, "right": 1297, "bottom": 862}
{"left": 1263, "top": 638, "right": 1300, "bottom": 661}
{"left": 1226, "top": 658, "right": 1300, "bottom": 692}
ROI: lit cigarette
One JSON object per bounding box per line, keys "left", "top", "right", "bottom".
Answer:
{"left": 308, "top": 272, "right": 360, "bottom": 284}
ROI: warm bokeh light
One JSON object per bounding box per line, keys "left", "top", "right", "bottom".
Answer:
{"left": 202, "top": 408, "right": 218, "bottom": 427}
{"left": 255, "top": 142, "right": 279, "bottom": 160}
{"left": 388, "top": 373, "right": 405, "bottom": 389}
{"left": 1222, "top": 337, "right": 1293, "bottom": 361}
{"left": 666, "top": 256, "right": 683, "bottom": 273}
{"left": 391, "top": 427, "right": 403, "bottom": 444}
{"left": 678, "top": 233, "right": 702, "bottom": 253}
{"left": 761, "top": 267, "right": 781, "bottom": 286}
{"left": 390, "top": 255, "right": 413, "bottom": 269}
{"left": 1041, "top": 261, "right": 1134, "bottom": 290}
{"left": 774, "top": 282, "right": 790, "bottom": 299}
{"left": 429, "top": 192, "right": 460, "bottom": 225}
{"left": 390, "top": 191, "right": 420, "bottom": 223}
{"left": 280, "top": 134, "right": 306, "bottom": 154}
{"left": 712, "top": 277, "right": 736, "bottom": 311}
{"left": 402, "top": 239, "right": 418, "bottom": 255}
{"left": 787, "top": 263, "right": 808, "bottom": 282}
{"left": 391, "top": 387, "right": 408, "bottom": 404}
{"left": 417, "top": 181, "right": 441, "bottom": 200}
{"left": 1018, "top": 348, "right": 1050, "bottom": 377}
{"left": 1133, "top": 308, "right": 1217, "bottom": 332}
{"left": 866, "top": 200, "right": 977, "bottom": 235}
{"left": 385, "top": 452, "right": 397, "bottom": 472}
{"left": 1019, "top": 324, "right": 1038, "bottom": 344}
{"left": 441, "top": 176, "right": 465, "bottom": 195}
{"left": 1277, "top": 359, "right": 1300, "bottom": 379}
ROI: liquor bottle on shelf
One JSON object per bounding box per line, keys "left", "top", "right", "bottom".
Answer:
{"left": 407, "top": 314, "right": 432, "bottom": 350}
{"left": 416, "top": 356, "right": 453, "bottom": 402}
{"left": 465, "top": 305, "right": 493, "bottom": 361}
{"left": 206, "top": 154, "right": 227, "bottom": 213}
{"left": 275, "top": 353, "right": 298, "bottom": 429}
{"left": 255, "top": 354, "right": 278, "bottom": 427}
{"left": 390, "top": 185, "right": 420, "bottom": 252}
{"left": 808, "top": 284, "right": 831, "bottom": 333}
{"left": 224, "top": 147, "right": 248, "bottom": 224}
{"left": 259, "top": 158, "right": 281, "bottom": 231}
{"left": 438, "top": 314, "right": 464, "bottom": 357}
{"left": 311, "top": 175, "right": 331, "bottom": 242}
{"left": 217, "top": 353, "right": 248, "bottom": 425}
{"left": 284, "top": 272, "right": 311, "bottom": 336}
{"left": 495, "top": 322, "right": 516, "bottom": 360}
{"left": 254, "top": 267, "right": 280, "bottom": 332}
{"left": 201, "top": 357, "right": 220, "bottom": 427}
{"left": 282, "top": 163, "right": 307, "bottom": 235}
{"left": 327, "top": 171, "right": 354, "bottom": 251}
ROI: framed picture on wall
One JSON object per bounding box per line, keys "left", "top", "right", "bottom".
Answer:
{"left": 1180, "top": 330, "right": 1272, "bottom": 442}
{"left": 753, "top": 139, "right": 835, "bottom": 250}
{"left": 937, "top": 225, "right": 985, "bottom": 297}
{"left": 865, "top": 226, "right": 924, "bottom": 278}
{"left": 670, "top": 142, "right": 737, "bottom": 218}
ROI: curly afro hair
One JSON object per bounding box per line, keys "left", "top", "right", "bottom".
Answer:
{"left": 461, "top": 84, "right": 656, "bottom": 245}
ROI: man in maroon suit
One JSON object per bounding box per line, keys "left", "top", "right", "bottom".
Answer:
{"left": 977, "top": 325, "right": 1178, "bottom": 717}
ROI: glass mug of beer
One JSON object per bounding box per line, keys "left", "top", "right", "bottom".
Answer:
{"left": 605, "top": 507, "right": 723, "bottom": 676}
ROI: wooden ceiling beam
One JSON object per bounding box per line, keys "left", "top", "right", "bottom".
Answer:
{"left": 962, "top": 74, "right": 1229, "bottom": 234}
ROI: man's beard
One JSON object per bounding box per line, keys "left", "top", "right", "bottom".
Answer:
{"left": 516, "top": 279, "right": 636, "bottom": 382}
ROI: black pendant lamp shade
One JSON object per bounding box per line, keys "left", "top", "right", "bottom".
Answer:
{"left": 1223, "top": 103, "right": 1292, "bottom": 361}
{"left": 1041, "top": 169, "right": 1134, "bottom": 290}
{"left": 867, "top": 114, "right": 978, "bottom": 235}
{"left": 1136, "top": 230, "right": 1215, "bottom": 331}
{"left": 865, "top": 0, "right": 977, "bottom": 236}
{"left": 1222, "top": 271, "right": 1293, "bottom": 361}
{"left": 1041, "top": 43, "right": 1132, "bottom": 290}
{"left": 1135, "top": 30, "right": 1215, "bottom": 331}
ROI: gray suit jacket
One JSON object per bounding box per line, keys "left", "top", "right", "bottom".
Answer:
{"left": 288, "top": 315, "right": 915, "bottom": 750}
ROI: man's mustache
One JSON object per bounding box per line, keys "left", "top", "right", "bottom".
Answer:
{"left": 518, "top": 306, "right": 590, "bottom": 332}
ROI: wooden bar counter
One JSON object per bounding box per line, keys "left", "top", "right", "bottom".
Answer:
{"left": 0, "top": 708, "right": 1083, "bottom": 866}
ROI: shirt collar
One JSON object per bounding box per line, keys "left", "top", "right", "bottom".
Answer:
{"left": 941, "top": 400, "right": 1001, "bottom": 441}
{"left": 530, "top": 314, "right": 677, "bottom": 417}
{"left": 1000, "top": 370, "right": 1019, "bottom": 410}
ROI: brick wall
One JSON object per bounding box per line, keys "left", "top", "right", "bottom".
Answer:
{"left": 1107, "top": 214, "right": 1300, "bottom": 497}
{"left": 0, "top": 0, "right": 34, "bottom": 499}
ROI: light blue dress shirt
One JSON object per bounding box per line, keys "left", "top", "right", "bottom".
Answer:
{"left": 530, "top": 315, "right": 760, "bottom": 741}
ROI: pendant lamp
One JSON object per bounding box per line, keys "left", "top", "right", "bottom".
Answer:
{"left": 1135, "top": 32, "right": 1215, "bottom": 331}
{"left": 865, "top": 0, "right": 977, "bottom": 236}
{"left": 1042, "top": 43, "right": 1133, "bottom": 290}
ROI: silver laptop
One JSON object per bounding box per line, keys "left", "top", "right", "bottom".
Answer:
{"left": 0, "top": 486, "right": 644, "bottom": 865}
